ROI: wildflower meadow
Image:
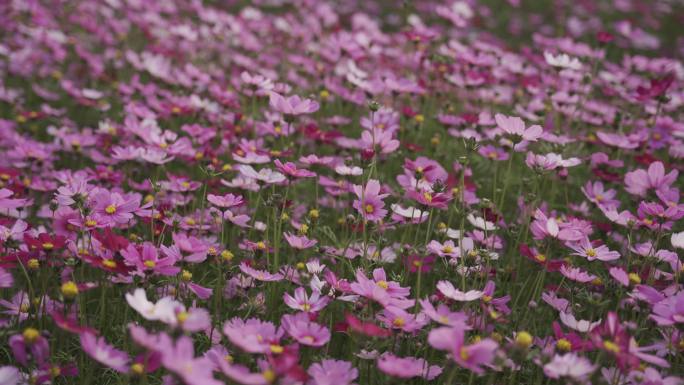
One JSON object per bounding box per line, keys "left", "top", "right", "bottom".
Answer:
{"left": 1, "top": 0, "right": 684, "bottom": 384}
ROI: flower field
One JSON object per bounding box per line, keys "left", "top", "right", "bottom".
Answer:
{"left": 1, "top": 0, "right": 683, "bottom": 384}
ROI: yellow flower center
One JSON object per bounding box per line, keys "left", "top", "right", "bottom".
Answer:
{"left": 535, "top": 254, "right": 546, "bottom": 263}
{"left": 177, "top": 311, "right": 189, "bottom": 323}
{"left": 393, "top": 317, "right": 405, "bottom": 327}
{"left": 256, "top": 241, "right": 266, "bottom": 250}
{"left": 85, "top": 219, "right": 97, "bottom": 227}
{"left": 50, "top": 366, "right": 61, "bottom": 377}
{"left": 556, "top": 338, "right": 572, "bottom": 352}
{"left": 595, "top": 194, "right": 603, "bottom": 202}
{"left": 181, "top": 270, "right": 192, "bottom": 281}
{"left": 365, "top": 204, "right": 374, "bottom": 213}
{"left": 42, "top": 242, "right": 54, "bottom": 250}
{"left": 301, "top": 303, "right": 311, "bottom": 311}
{"left": 459, "top": 347, "right": 469, "bottom": 361}
{"left": 439, "top": 316, "right": 449, "bottom": 324}
{"left": 105, "top": 205, "right": 117, "bottom": 214}
{"left": 185, "top": 218, "right": 196, "bottom": 225}
{"left": 270, "top": 344, "right": 284, "bottom": 354}
{"left": 262, "top": 369, "right": 276, "bottom": 383}
{"left": 376, "top": 280, "right": 389, "bottom": 289}
{"left": 23, "top": 328, "right": 40, "bottom": 344}
{"left": 61, "top": 281, "right": 79, "bottom": 298}
{"left": 482, "top": 295, "right": 492, "bottom": 303}
{"left": 443, "top": 246, "right": 454, "bottom": 254}
{"left": 515, "top": 331, "right": 533, "bottom": 348}
{"left": 20, "top": 303, "right": 30, "bottom": 313}
{"left": 144, "top": 260, "right": 156, "bottom": 268}
{"left": 181, "top": 181, "right": 190, "bottom": 188}
{"left": 586, "top": 248, "right": 596, "bottom": 258}
{"left": 628, "top": 273, "right": 641, "bottom": 285}
{"left": 27, "top": 258, "right": 40, "bottom": 269}
{"left": 221, "top": 250, "right": 234, "bottom": 261}
{"left": 423, "top": 192, "right": 433, "bottom": 203}
{"left": 130, "top": 363, "right": 145, "bottom": 375}
{"left": 603, "top": 340, "right": 621, "bottom": 353}
{"left": 103, "top": 259, "right": 117, "bottom": 268}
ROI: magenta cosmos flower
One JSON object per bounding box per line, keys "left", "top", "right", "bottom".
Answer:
{"left": 650, "top": 291, "right": 684, "bottom": 326}
{"left": 239, "top": 262, "right": 284, "bottom": 282}
{"left": 121, "top": 242, "right": 180, "bottom": 276}
{"left": 352, "top": 179, "right": 389, "bottom": 222}
{"left": 269, "top": 92, "right": 319, "bottom": 115}
{"left": 428, "top": 325, "right": 498, "bottom": 374}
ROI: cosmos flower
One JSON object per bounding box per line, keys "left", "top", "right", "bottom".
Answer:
{"left": 283, "top": 287, "right": 330, "bottom": 313}
{"left": 307, "top": 359, "right": 358, "bottom": 385}
{"left": 428, "top": 325, "right": 498, "bottom": 374}
{"left": 495, "top": 113, "right": 543, "bottom": 142}
{"left": 79, "top": 332, "right": 130, "bottom": 373}
{"left": 281, "top": 312, "right": 331, "bottom": 347}
{"left": 377, "top": 353, "right": 442, "bottom": 380}
{"left": 436, "top": 281, "right": 484, "bottom": 301}
{"left": 352, "top": 179, "right": 389, "bottom": 222}
{"left": 543, "top": 353, "right": 596, "bottom": 381}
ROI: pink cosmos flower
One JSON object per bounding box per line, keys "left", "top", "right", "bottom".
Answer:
{"left": 428, "top": 325, "right": 498, "bottom": 374}
{"left": 9, "top": 330, "right": 49, "bottom": 366}
{"left": 239, "top": 262, "right": 284, "bottom": 282}
{"left": 543, "top": 353, "right": 596, "bottom": 381}
{"left": 530, "top": 209, "right": 584, "bottom": 242}
{"left": 525, "top": 152, "right": 581, "bottom": 171}
{"left": 377, "top": 306, "right": 428, "bottom": 333}
{"left": 437, "top": 281, "right": 484, "bottom": 301}
{"left": 307, "top": 359, "right": 358, "bottom": 385}
{"left": 419, "top": 299, "right": 469, "bottom": 326}
{"left": 79, "top": 332, "right": 130, "bottom": 373}
{"left": 360, "top": 129, "right": 400, "bottom": 154}
{"left": 559, "top": 312, "right": 601, "bottom": 333}
{"left": 275, "top": 159, "right": 316, "bottom": 178}
{"left": 581, "top": 181, "right": 619, "bottom": 209}
{"left": 377, "top": 353, "right": 442, "bottom": 380}
{"left": 281, "top": 312, "right": 330, "bottom": 347}
{"left": 283, "top": 287, "right": 330, "bottom": 313}
{"left": 495, "top": 113, "right": 543, "bottom": 142}
{"left": 90, "top": 189, "right": 140, "bottom": 225}
{"left": 158, "top": 334, "right": 222, "bottom": 385}
{"left": 207, "top": 193, "right": 244, "bottom": 208}
{"left": 223, "top": 317, "right": 283, "bottom": 354}
{"left": 352, "top": 179, "right": 389, "bottom": 222}
{"left": 269, "top": 92, "right": 319, "bottom": 115}
{"left": 284, "top": 232, "right": 317, "bottom": 249}
{"left": 568, "top": 238, "right": 620, "bottom": 261}
{"left": 427, "top": 240, "right": 460, "bottom": 258}
{"left": 121, "top": 242, "right": 180, "bottom": 276}
{"left": 350, "top": 268, "right": 413, "bottom": 308}
{"left": 624, "top": 161, "right": 678, "bottom": 197}
{"left": 0, "top": 188, "right": 29, "bottom": 211}
{"left": 559, "top": 265, "right": 596, "bottom": 283}
{"left": 650, "top": 291, "right": 684, "bottom": 326}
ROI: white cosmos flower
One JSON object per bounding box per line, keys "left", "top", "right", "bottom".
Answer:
{"left": 467, "top": 214, "right": 498, "bottom": 231}
{"left": 125, "top": 288, "right": 179, "bottom": 324}
{"left": 559, "top": 311, "right": 601, "bottom": 332}
{"left": 671, "top": 231, "right": 684, "bottom": 249}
